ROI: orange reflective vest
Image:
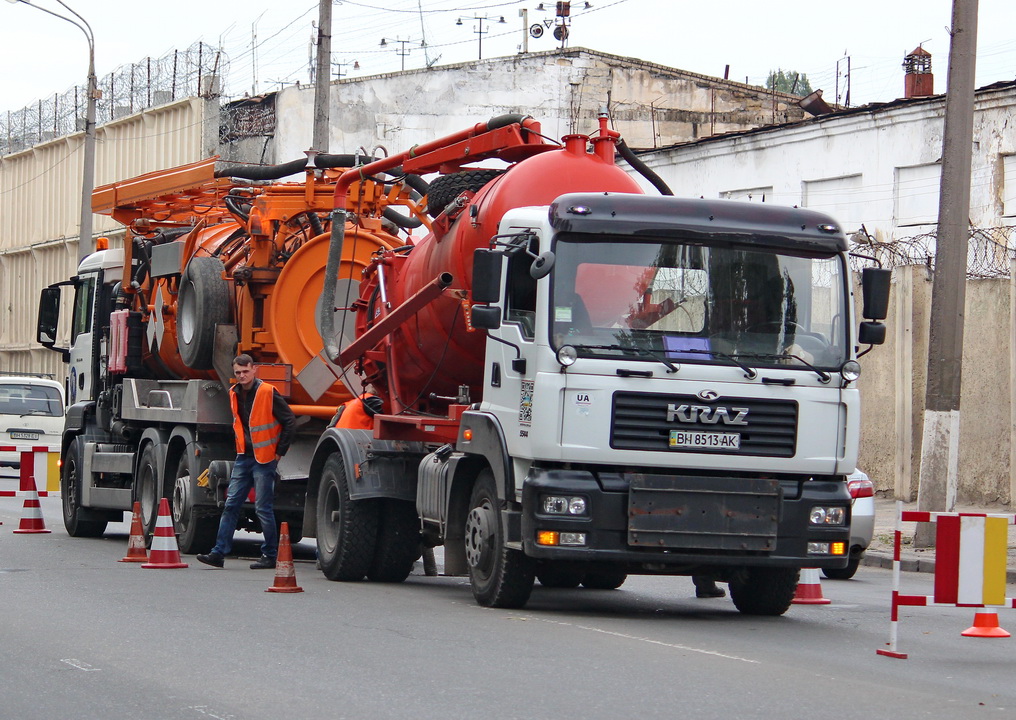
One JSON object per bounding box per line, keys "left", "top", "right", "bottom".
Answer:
{"left": 335, "top": 397, "right": 375, "bottom": 430}
{"left": 231, "top": 381, "right": 281, "bottom": 463}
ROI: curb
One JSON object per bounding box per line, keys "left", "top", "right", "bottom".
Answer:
{"left": 863, "top": 550, "right": 1016, "bottom": 585}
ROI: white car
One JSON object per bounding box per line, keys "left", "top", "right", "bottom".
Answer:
{"left": 822, "top": 468, "right": 875, "bottom": 580}
{"left": 0, "top": 375, "right": 65, "bottom": 478}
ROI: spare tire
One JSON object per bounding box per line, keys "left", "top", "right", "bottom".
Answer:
{"left": 425, "top": 169, "right": 504, "bottom": 218}
{"left": 177, "top": 256, "right": 229, "bottom": 369}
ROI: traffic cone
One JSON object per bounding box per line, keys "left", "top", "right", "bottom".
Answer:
{"left": 961, "top": 612, "right": 1011, "bottom": 638}
{"left": 266, "top": 522, "right": 303, "bottom": 593}
{"left": 119, "top": 501, "right": 149, "bottom": 563}
{"left": 13, "top": 477, "right": 51, "bottom": 534}
{"left": 792, "top": 567, "right": 831, "bottom": 604}
{"left": 141, "top": 498, "right": 188, "bottom": 569}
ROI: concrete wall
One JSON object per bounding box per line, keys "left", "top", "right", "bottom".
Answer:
{"left": 274, "top": 48, "right": 805, "bottom": 164}
{"left": 855, "top": 265, "right": 1013, "bottom": 506}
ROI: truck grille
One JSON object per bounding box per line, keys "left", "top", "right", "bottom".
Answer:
{"left": 610, "top": 391, "right": 797, "bottom": 457}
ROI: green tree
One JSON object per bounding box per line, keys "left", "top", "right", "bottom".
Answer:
{"left": 765, "top": 69, "right": 813, "bottom": 97}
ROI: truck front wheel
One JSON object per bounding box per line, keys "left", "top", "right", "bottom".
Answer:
{"left": 728, "top": 567, "right": 799, "bottom": 616}
{"left": 316, "top": 453, "right": 379, "bottom": 581}
{"left": 61, "top": 438, "right": 107, "bottom": 538}
{"left": 465, "top": 470, "right": 534, "bottom": 608}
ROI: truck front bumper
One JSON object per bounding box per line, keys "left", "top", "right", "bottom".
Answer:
{"left": 520, "top": 468, "right": 851, "bottom": 570}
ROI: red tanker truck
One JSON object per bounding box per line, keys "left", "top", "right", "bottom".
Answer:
{"left": 39, "top": 113, "right": 890, "bottom": 614}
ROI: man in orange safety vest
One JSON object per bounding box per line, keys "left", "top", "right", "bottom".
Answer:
{"left": 197, "top": 354, "right": 295, "bottom": 569}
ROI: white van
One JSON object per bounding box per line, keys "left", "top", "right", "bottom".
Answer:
{"left": 0, "top": 374, "right": 65, "bottom": 478}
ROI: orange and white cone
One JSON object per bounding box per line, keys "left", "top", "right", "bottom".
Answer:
{"left": 266, "top": 522, "right": 303, "bottom": 593}
{"left": 13, "top": 478, "right": 51, "bottom": 534}
{"left": 792, "top": 567, "right": 830, "bottom": 604}
{"left": 961, "top": 612, "right": 1011, "bottom": 638}
{"left": 141, "top": 498, "right": 188, "bottom": 569}
{"left": 119, "top": 501, "right": 149, "bottom": 563}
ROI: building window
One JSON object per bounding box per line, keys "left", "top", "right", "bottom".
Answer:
{"left": 802, "top": 174, "right": 864, "bottom": 233}
{"left": 895, "top": 163, "right": 941, "bottom": 226}
{"left": 1002, "top": 155, "right": 1016, "bottom": 217}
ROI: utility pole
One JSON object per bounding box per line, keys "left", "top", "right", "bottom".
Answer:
{"left": 312, "top": 0, "right": 332, "bottom": 151}
{"left": 914, "top": 0, "right": 978, "bottom": 547}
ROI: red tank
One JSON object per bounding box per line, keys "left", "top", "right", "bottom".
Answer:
{"left": 356, "top": 129, "right": 644, "bottom": 410}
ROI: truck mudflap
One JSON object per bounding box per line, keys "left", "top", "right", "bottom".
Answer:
{"left": 520, "top": 468, "right": 851, "bottom": 570}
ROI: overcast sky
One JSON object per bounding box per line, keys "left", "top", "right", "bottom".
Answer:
{"left": 2, "top": 0, "right": 1013, "bottom": 116}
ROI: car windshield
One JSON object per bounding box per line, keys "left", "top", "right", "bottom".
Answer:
{"left": 550, "top": 234, "right": 848, "bottom": 370}
{"left": 0, "top": 383, "right": 63, "bottom": 417}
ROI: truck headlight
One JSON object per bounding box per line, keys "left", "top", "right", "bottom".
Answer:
{"left": 541, "top": 495, "right": 588, "bottom": 516}
{"left": 809, "top": 506, "right": 846, "bottom": 525}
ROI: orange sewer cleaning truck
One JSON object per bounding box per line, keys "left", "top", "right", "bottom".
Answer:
{"left": 38, "top": 113, "right": 890, "bottom": 613}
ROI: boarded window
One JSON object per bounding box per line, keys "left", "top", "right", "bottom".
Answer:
{"left": 895, "top": 164, "right": 941, "bottom": 226}
{"left": 802, "top": 174, "right": 864, "bottom": 232}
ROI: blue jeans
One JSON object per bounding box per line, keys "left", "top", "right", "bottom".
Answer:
{"left": 212, "top": 455, "right": 278, "bottom": 559}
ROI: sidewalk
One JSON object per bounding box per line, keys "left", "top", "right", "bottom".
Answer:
{"left": 864, "top": 495, "right": 1016, "bottom": 583}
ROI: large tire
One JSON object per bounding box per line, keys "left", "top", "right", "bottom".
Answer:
{"left": 425, "top": 170, "right": 504, "bottom": 218}
{"left": 137, "top": 441, "right": 164, "bottom": 539}
{"left": 316, "top": 453, "right": 379, "bottom": 581}
{"left": 177, "top": 256, "right": 229, "bottom": 369}
{"left": 465, "top": 470, "right": 534, "bottom": 608}
{"left": 581, "top": 569, "right": 628, "bottom": 590}
{"left": 367, "top": 499, "right": 422, "bottom": 583}
{"left": 171, "top": 451, "right": 218, "bottom": 554}
{"left": 728, "top": 567, "right": 800, "bottom": 616}
{"left": 822, "top": 556, "right": 861, "bottom": 580}
{"left": 537, "top": 564, "right": 585, "bottom": 589}
{"left": 61, "top": 438, "right": 107, "bottom": 537}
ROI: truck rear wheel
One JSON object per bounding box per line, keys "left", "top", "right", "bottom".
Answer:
{"left": 728, "top": 567, "right": 799, "bottom": 616}
{"left": 317, "top": 453, "right": 379, "bottom": 581}
{"left": 137, "top": 442, "right": 164, "bottom": 538}
{"left": 177, "top": 256, "right": 229, "bottom": 370}
{"left": 61, "top": 438, "right": 107, "bottom": 537}
{"left": 368, "top": 499, "right": 422, "bottom": 583}
{"left": 465, "top": 470, "right": 534, "bottom": 608}
{"left": 171, "top": 452, "right": 217, "bottom": 554}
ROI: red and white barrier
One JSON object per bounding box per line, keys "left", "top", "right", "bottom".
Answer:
{"left": 0, "top": 445, "right": 60, "bottom": 496}
{"left": 878, "top": 501, "right": 1016, "bottom": 659}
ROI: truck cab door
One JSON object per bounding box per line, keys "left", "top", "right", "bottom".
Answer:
{"left": 67, "top": 273, "right": 98, "bottom": 405}
{"left": 476, "top": 247, "right": 539, "bottom": 450}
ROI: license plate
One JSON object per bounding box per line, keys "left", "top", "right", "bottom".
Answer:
{"left": 8, "top": 431, "right": 40, "bottom": 441}
{"left": 669, "top": 430, "right": 740, "bottom": 450}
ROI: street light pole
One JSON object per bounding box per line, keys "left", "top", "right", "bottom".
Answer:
{"left": 7, "top": 0, "right": 97, "bottom": 260}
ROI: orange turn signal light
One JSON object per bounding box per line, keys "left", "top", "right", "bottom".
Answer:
{"left": 536, "top": 530, "right": 559, "bottom": 546}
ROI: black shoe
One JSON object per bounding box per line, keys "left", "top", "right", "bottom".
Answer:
{"left": 696, "top": 586, "right": 726, "bottom": 598}
{"left": 196, "top": 552, "right": 224, "bottom": 568}
{"left": 250, "top": 555, "right": 276, "bottom": 570}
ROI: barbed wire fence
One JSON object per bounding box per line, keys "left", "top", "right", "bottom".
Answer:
{"left": 1, "top": 42, "right": 227, "bottom": 157}
{"left": 849, "top": 224, "right": 1016, "bottom": 279}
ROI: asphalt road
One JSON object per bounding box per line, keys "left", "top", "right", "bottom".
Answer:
{"left": 1, "top": 495, "right": 1014, "bottom": 720}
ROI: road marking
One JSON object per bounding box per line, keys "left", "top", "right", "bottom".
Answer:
{"left": 190, "top": 706, "right": 237, "bottom": 719}
{"left": 60, "top": 658, "right": 100, "bottom": 671}
{"left": 533, "top": 618, "right": 760, "bottom": 664}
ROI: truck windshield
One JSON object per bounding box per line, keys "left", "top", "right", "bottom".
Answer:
{"left": 550, "top": 235, "right": 849, "bottom": 370}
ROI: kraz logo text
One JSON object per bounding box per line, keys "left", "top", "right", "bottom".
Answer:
{"left": 666, "top": 403, "right": 749, "bottom": 425}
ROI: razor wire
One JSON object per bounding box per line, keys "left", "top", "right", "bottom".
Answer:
{"left": 849, "top": 224, "right": 1016, "bottom": 279}
{"left": 1, "top": 42, "right": 227, "bottom": 157}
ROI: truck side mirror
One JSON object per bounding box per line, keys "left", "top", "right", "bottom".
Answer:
{"left": 37, "top": 286, "right": 69, "bottom": 360}
{"left": 471, "top": 306, "right": 502, "bottom": 330}
{"left": 860, "top": 267, "right": 891, "bottom": 321}
{"left": 472, "top": 249, "right": 502, "bottom": 304}
{"left": 857, "top": 321, "right": 886, "bottom": 345}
